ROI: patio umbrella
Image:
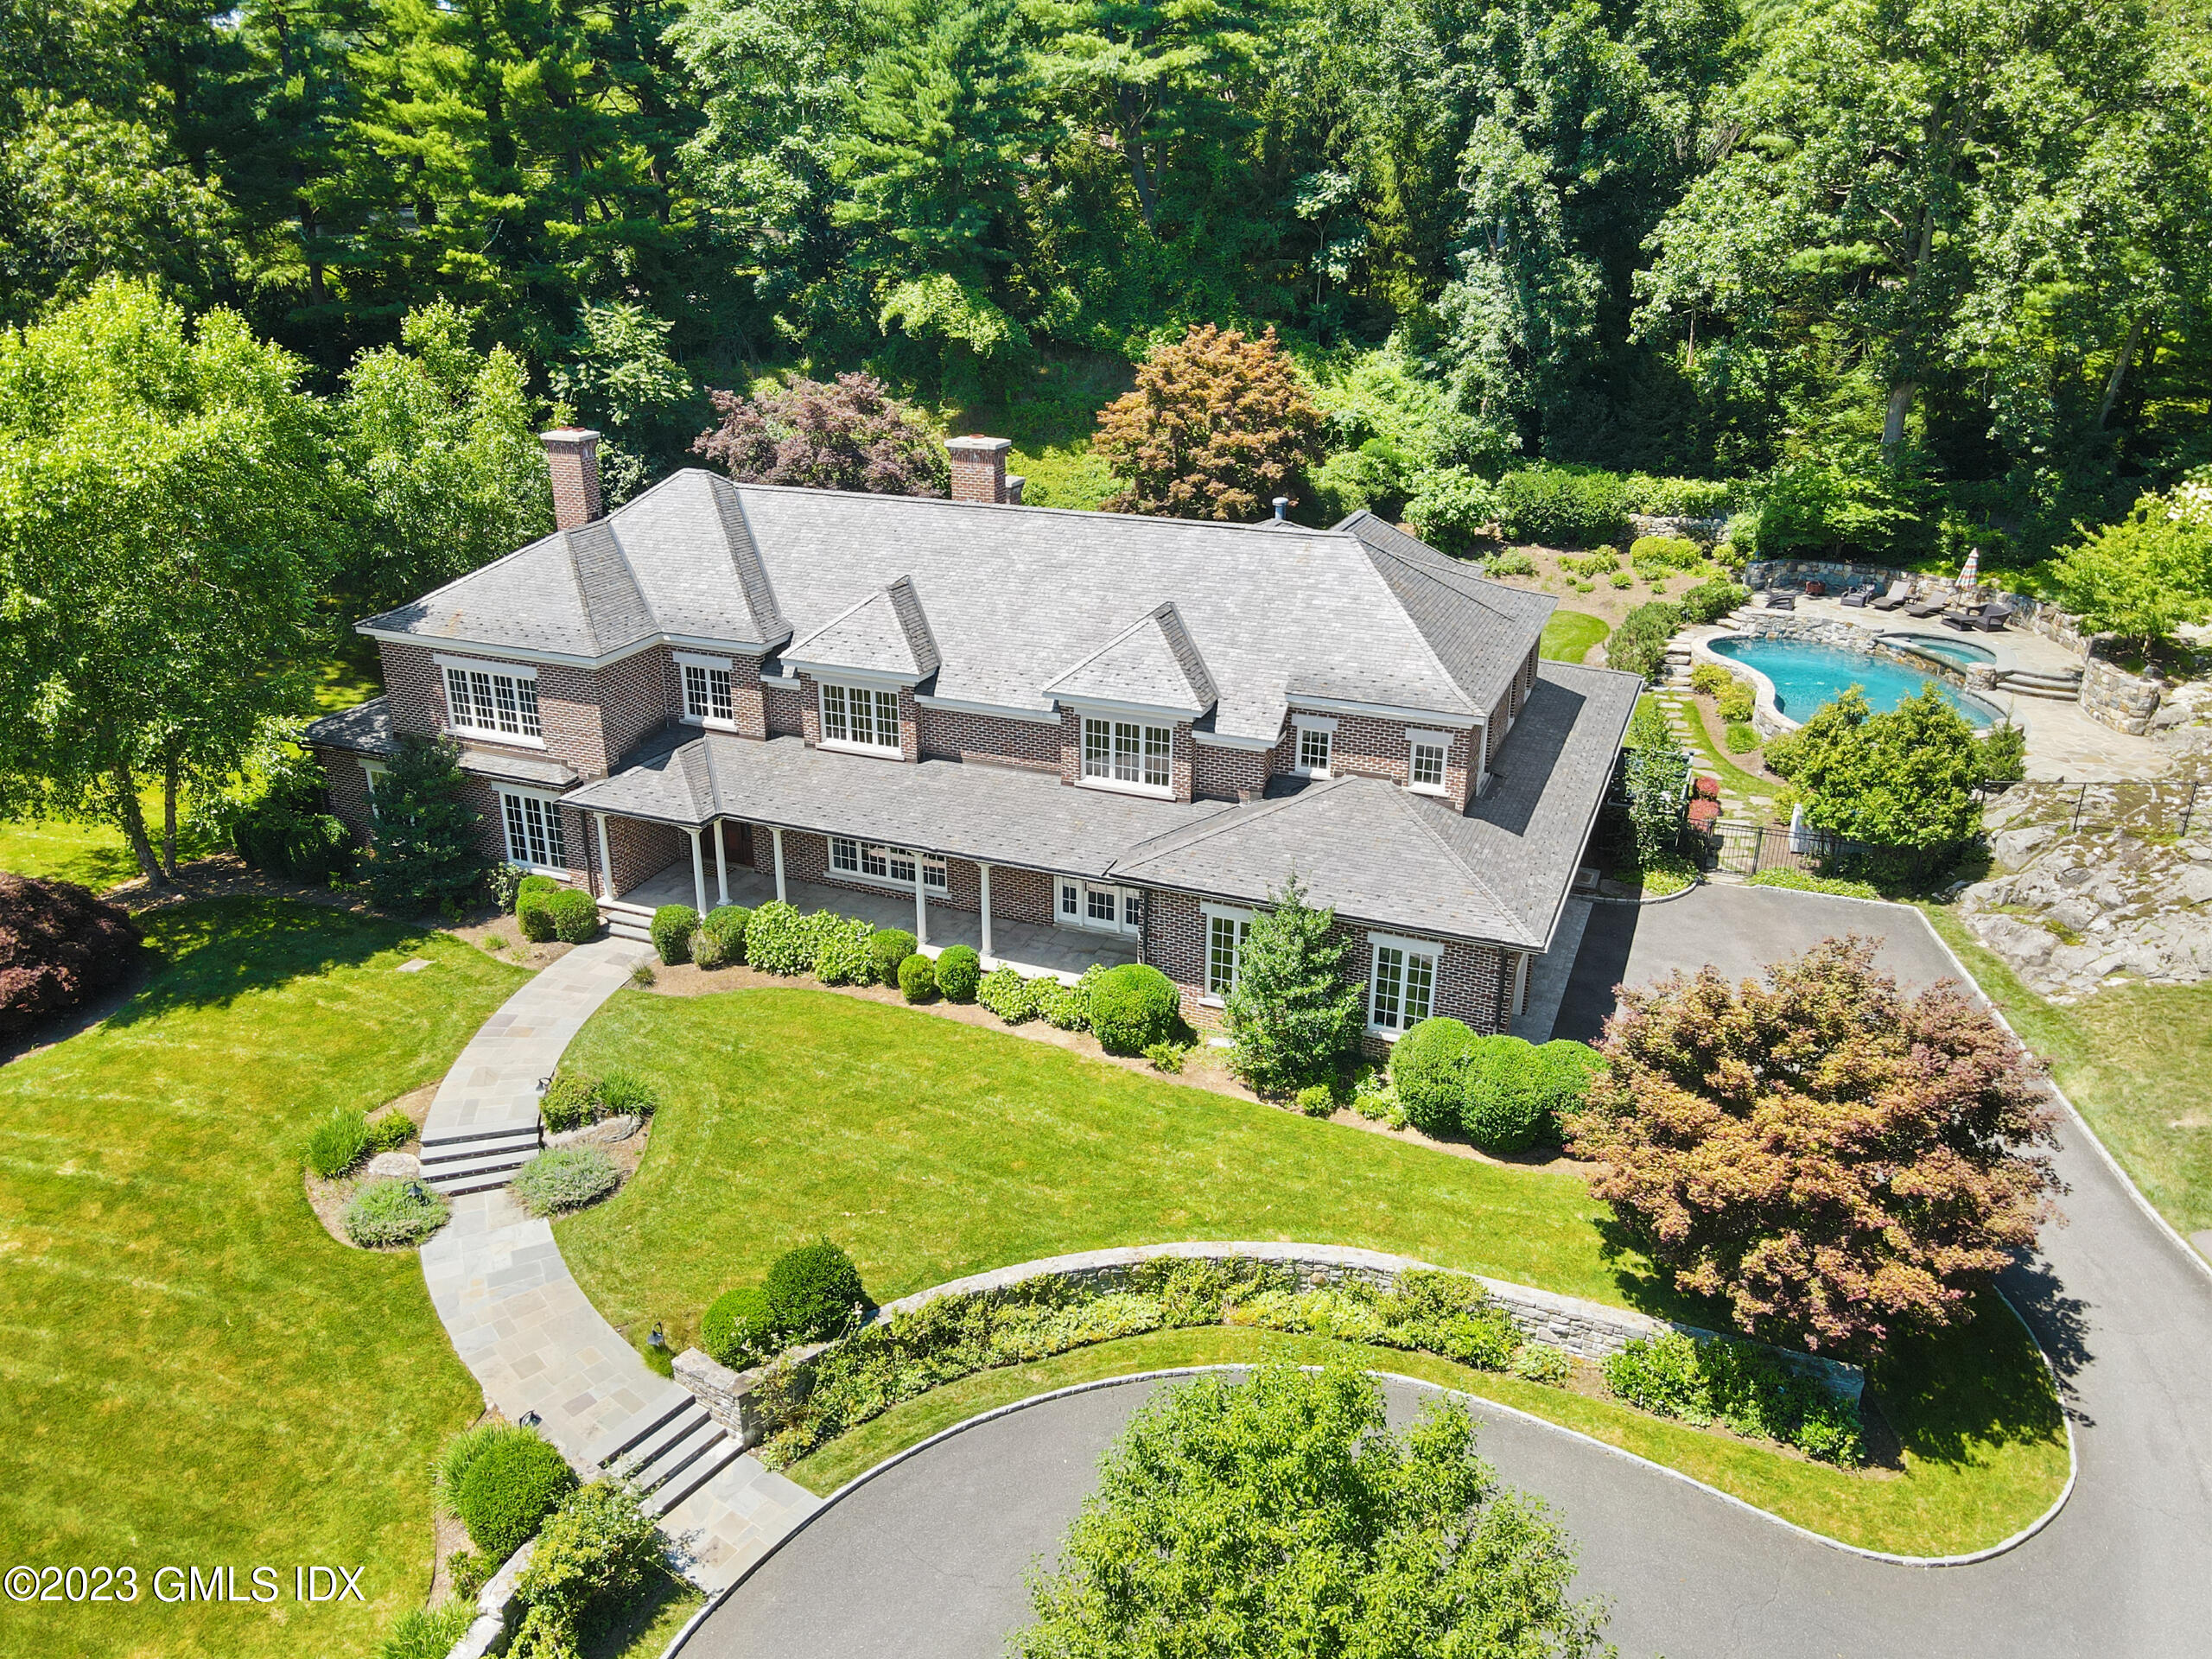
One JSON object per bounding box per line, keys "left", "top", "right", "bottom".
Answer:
{"left": 1955, "top": 547, "right": 1981, "bottom": 592}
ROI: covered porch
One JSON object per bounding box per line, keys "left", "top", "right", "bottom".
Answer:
{"left": 609, "top": 857, "right": 1139, "bottom": 983}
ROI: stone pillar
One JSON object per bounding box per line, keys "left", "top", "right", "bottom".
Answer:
{"left": 979, "top": 862, "right": 994, "bottom": 960}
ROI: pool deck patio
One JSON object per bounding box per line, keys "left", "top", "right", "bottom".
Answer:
{"left": 1697, "top": 597, "right": 2161, "bottom": 782}
{"left": 614, "top": 861, "right": 1140, "bottom": 982}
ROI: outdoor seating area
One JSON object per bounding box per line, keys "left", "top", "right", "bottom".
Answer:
{"left": 613, "top": 861, "right": 1141, "bottom": 982}
{"left": 1943, "top": 601, "right": 2014, "bottom": 633}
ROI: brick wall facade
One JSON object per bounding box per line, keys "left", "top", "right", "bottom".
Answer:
{"left": 1055, "top": 708, "right": 1197, "bottom": 801}
{"left": 1144, "top": 888, "right": 1510, "bottom": 1046}
{"left": 660, "top": 650, "right": 769, "bottom": 742}
{"left": 318, "top": 748, "right": 377, "bottom": 845}
{"left": 378, "top": 639, "right": 677, "bottom": 782}
{"left": 764, "top": 679, "right": 804, "bottom": 736}
{"left": 794, "top": 672, "right": 920, "bottom": 762}
{"left": 917, "top": 705, "right": 1061, "bottom": 772}
{"left": 1275, "top": 710, "right": 1478, "bottom": 813}
{"left": 1192, "top": 740, "right": 1271, "bottom": 802}
{"left": 603, "top": 814, "right": 688, "bottom": 898}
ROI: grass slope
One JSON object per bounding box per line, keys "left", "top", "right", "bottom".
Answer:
{"left": 0, "top": 899, "right": 524, "bottom": 1659}
{"left": 1923, "top": 905, "right": 2212, "bottom": 1234}
{"left": 556, "top": 988, "right": 2064, "bottom": 1554}
{"left": 786, "top": 1316, "right": 2066, "bottom": 1558}
{"left": 1540, "top": 609, "right": 1611, "bottom": 664}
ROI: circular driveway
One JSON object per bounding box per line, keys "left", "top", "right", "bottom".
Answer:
{"left": 682, "top": 889, "right": 2212, "bottom": 1659}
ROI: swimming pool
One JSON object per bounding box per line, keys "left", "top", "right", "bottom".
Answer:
{"left": 1707, "top": 635, "right": 2004, "bottom": 728}
{"left": 1881, "top": 632, "right": 1996, "bottom": 670}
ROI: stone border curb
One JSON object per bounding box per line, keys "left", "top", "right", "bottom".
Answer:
{"left": 660, "top": 1305, "right": 2078, "bottom": 1658}
{"left": 443, "top": 1537, "right": 534, "bottom": 1659}
{"left": 1584, "top": 874, "right": 1704, "bottom": 907}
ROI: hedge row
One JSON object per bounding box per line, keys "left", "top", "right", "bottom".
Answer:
{"left": 1382, "top": 1023, "right": 1606, "bottom": 1153}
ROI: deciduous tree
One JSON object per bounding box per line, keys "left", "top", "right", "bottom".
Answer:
{"left": 1763, "top": 686, "right": 2015, "bottom": 850}
{"left": 1014, "top": 1361, "right": 1610, "bottom": 1659}
{"left": 693, "top": 372, "right": 947, "bottom": 494}
{"left": 2048, "top": 489, "right": 2212, "bottom": 654}
{"left": 1568, "top": 936, "right": 2061, "bottom": 1361}
{"left": 1094, "top": 324, "right": 1325, "bottom": 519}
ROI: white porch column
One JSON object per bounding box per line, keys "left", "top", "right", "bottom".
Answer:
{"left": 712, "top": 819, "right": 729, "bottom": 908}
{"left": 771, "top": 827, "right": 786, "bottom": 904}
{"left": 913, "top": 860, "right": 928, "bottom": 947}
{"left": 594, "top": 812, "right": 613, "bottom": 899}
{"left": 689, "top": 826, "right": 708, "bottom": 917}
{"left": 978, "top": 861, "right": 994, "bottom": 960}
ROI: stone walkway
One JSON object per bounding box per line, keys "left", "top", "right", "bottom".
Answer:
{"left": 419, "top": 937, "right": 818, "bottom": 1588}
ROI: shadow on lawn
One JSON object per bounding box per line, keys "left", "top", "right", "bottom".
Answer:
{"left": 104, "top": 895, "right": 443, "bottom": 1028}
{"left": 1869, "top": 1290, "right": 2072, "bottom": 1466}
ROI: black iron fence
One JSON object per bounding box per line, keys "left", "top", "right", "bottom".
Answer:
{"left": 1686, "top": 817, "right": 1955, "bottom": 886}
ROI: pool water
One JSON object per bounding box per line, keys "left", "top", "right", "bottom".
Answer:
{"left": 1881, "top": 632, "right": 1996, "bottom": 670}
{"left": 1708, "top": 636, "right": 2003, "bottom": 728}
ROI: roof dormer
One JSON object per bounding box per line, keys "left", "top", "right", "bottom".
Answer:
{"left": 1042, "top": 601, "right": 1217, "bottom": 721}
{"left": 780, "top": 574, "right": 941, "bottom": 685}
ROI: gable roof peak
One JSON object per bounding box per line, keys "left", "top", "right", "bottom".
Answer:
{"left": 781, "top": 572, "right": 942, "bottom": 681}
{"left": 1042, "top": 598, "right": 1219, "bottom": 716}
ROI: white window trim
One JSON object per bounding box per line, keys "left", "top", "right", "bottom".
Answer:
{"left": 1366, "top": 932, "right": 1444, "bottom": 1039}
{"left": 817, "top": 681, "right": 905, "bottom": 757}
{"left": 1406, "top": 728, "right": 1453, "bottom": 797}
{"left": 1075, "top": 713, "right": 1175, "bottom": 799}
{"left": 496, "top": 786, "right": 570, "bottom": 875}
{"left": 1199, "top": 902, "right": 1255, "bottom": 1006}
{"left": 435, "top": 654, "right": 546, "bottom": 749}
{"left": 829, "top": 835, "right": 946, "bottom": 893}
{"left": 1056, "top": 877, "right": 1142, "bottom": 936}
{"left": 675, "top": 651, "right": 739, "bottom": 730}
{"left": 1292, "top": 715, "right": 1337, "bottom": 779}
{"left": 361, "top": 760, "right": 389, "bottom": 822}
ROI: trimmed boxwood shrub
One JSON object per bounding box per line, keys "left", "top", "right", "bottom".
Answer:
{"left": 650, "top": 905, "right": 697, "bottom": 964}
{"left": 547, "top": 888, "right": 600, "bottom": 944}
{"left": 977, "top": 964, "right": 1035, "bottom": 1022}
{"left": 512, "top": 1147, "right": 620, "bottom": 1216}
{"left": 455, "top": 1432, "right": 576, "bottom": 1562}
{"left": 1088, "top": 963, "right": 1179, "bottom": 1054}
{"left": 702, "top": 905, "right": 750, "bottom": 960}
{"left": 763, "top": 1240, "right": 871, "bottom": 1341}
{"left": 810, "top": 914, "right": 875, "bottom": 985}
{"left": 306, "top": 1109, "right": 371, "bottom": 1178}
{"left": 702, "top": 1285, "right": 778, "bottom": 1369}
{"left": 517, "top": 893, "right": 556, "bottom": 943}
{"left": 743, "top": 901, "right": 810, "bottom": 975}
{"left": 342, "top": 1178, "right": 450, "bottom": 1247}
{"left": 897, "top": 952, "right": 937, "bottom": 1002}
{"left": 1459, "top": 1034, "right": 1545, "bottom": 1153}
{"left": 934, "top": 944, "right": 982, "bottom": 1002}
{"left": 539, "top": 1070, "right": 596, "bottom": 1133}
{"left": 869, "top": 928, "right": 916, "bottom": 986}
{"left": 1389, "top": 1017, "right": 1478, "bottom": 1136}
{"left": 515, "top": 874, "right": 560, "bottom": 912}
{"left": 1533, "top": 1039, "right": 1606, "bottom": 1135}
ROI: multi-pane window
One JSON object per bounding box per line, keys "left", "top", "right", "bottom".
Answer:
{"left": 362, "top": 761, "right": 388, "bottom": 822}
{"left": 683, "top": 661, "right": 734, "bottom": 725}
{"left": 831, "top": 836, "right": 944, "bottom": 891}
{"left": 499, "top": 791, "right": 566, "bottom": 870}
{"left": 1409, "top": 738, "right": 1447, "bottom": 791}
{"left": 1205, "top": 907, "right": 1253, "bottom": 998}
{"left": 444, "top": 663, "right": 542, "bottom": 741}
{"left": 1296, "top": 724, "right": 1333, "bottom": 776}
{"left": 1080, "top": 716, "right": 1171, "bottom": 791}
{"left": 821, "top": 683, "right": 902, "bottom": 752}
{"left": 1369, "top": 939, "right": 1439, "bottom": 1033}
{"left": 1059, "top": 879, "right": 1139, "bottom": 934}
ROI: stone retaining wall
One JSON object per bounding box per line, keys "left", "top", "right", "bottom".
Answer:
{"left": 1744, "top": 558, "right": 1905, "bottom": 593}
{"left": 671, "top": 1242, "right": 1865, "bottom": 1440}
{"left": 2081, "top": 657, "right": 2162, "bottom": 736}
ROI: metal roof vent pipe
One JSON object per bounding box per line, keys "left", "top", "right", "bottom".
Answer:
{"left": 1273, "top": 496, "right": 1289, "bottom": 521}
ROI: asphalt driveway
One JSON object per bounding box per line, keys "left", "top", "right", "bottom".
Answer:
{"left": 680, "top": 888, "right": 2212, "bottom": 1659}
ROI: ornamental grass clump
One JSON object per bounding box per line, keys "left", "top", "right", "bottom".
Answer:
{"left": 305, "top": 1108, "right": 371, "bottom": 1178}
{"left": 373, "top": 1599, "right": 476, "bottom": 1659}
{"left": 512, "top": 1146, "right": 620, "bottom": 1216}
{"left": 1570, "top": 935, "right": 2060, "bottom": 1363}
{"left": 342, "top": 1178, "right": 449, "bottom": 1247}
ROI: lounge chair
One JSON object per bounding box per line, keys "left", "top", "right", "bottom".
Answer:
{"left": 1904, "top": 593, "right": 1949, "bottom": 618}
{"left": 1840, "top": 582, "right": 1880, "bottom": 607}
{"left": 1763, "top": 591, "right": 1796, "bottom": 610}
{"left": 1942, "top": 601, "right": 2012, "bottom": 632}
{"left": 1869, "top": 580, "right": 1913, "bottom": 612}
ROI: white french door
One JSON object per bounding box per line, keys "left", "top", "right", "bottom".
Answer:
{"left": 1058, "top": 878, "right": 1141, "bottom": 936}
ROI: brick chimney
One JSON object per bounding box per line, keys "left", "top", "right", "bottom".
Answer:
{"left": 542, "top": 428, "right": 604, "bottom": 529}
{"left": 945, "top": 435, "right": 1014, "bottom": 504}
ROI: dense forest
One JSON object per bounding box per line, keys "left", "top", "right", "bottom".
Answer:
{"left": 3, "top": 0, "right": 2209, "bottom": 566}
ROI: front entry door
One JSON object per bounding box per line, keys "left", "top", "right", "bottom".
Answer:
{"left": 1058, "top": 878, "right": 1141, "bottom": 936}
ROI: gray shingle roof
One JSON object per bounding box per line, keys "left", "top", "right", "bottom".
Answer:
{"left": 783, "top": 575, "right": 942, "bottom": 679}
{"left": 359, "top": 471, "right": 1548, "bottom": 741}
{"left": 1109, "top": 659, "right": 1640, "bottom": 948}
{"left": 563, "top": 733, "right": 1230, "bottom": 879}
{"left": 1336, "top": 512, "right": 1558, "bottom": 714}
{"left": 305, "top": 696, "right": 396, "bottom": 756}
{"left": 1042, "top": 601, "right": 1217, "bottom": 715}
{"left": 460, "top": 747, "right": 579, "bottom": 789}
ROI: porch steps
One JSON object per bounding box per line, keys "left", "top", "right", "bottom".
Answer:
{"left": 586, "top": 1382, "right": 745, "bottom": 1518}
{"left": 419, "top": 1121, "right": 543, "bottom": 1195}
{"left": 601, "top": 897, "right": 656, "bottom": 944}
{"left": 1991, "top": 666, "right": 2082, "bottom": 702}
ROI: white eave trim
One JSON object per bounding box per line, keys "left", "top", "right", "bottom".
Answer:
{"left": 1191, "top": 729, "right": 1278, "bottom": 751}
{"left": 1287, "top": 694, "right": 1481, "bottom": 729}
{"left": 434, "top": 652, "right": 538, "bottom": 679}
{"left": 781, "top": 659, "right": 919, "bottom": 690}
{"left": 1053, "top": 694, "right": 1208, "bottom": 722}
{"left": 915, "top": 693, "right": 1063, "bottom": 726}
{"left": 359, "top": 625, "right": 781, "bottom": 671}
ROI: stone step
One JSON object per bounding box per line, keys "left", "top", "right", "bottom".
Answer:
{"left": 609, "top": 918, "right": 653, "bottom": 944}
{"left": 1996, "top": 671, "right": 2082, "bottom": 690}
{"left": 643, "top": 1434, "right": 748, "bottom": 1520}
{"left": 2002, "top": 683, "right": 2079, "bottom": 701}
{"left": 609, "top": 1402, "right": 720, "bottom": 1489}
{"left": 421, "top": 1144, "right": 540, "bottom": 1193}
{"left": 584, "top": 1381, "right": 698, "bottom": 1470}
{"left": 420, "top": 1122, "right": 543, "bottom": 1157}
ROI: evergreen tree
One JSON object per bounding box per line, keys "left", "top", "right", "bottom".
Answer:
{"left": 365, "top": 735, "right": 493, "bottom": 913}
{"left": 1224, "top": 875, "right": 1364, "bottom": 1096}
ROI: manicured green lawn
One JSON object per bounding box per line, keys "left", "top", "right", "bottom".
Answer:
{"left": 1540, "top": 609, "right": 1610, "bottom": 664}
{"left": 787, "top": 1314, "right": 2067, "bottom": 1558}
{"left": 0, "top": 899, "right": 525, "bottom": 1659}
{"left": 1924, "top": 906, "right": 2212, "bottom": 1235}
{"left": 557, "top": 988, "right": 1678, "bottom": 1336}
{"left": 556, "top": 987, "right": 2065, "bottom": 1553}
